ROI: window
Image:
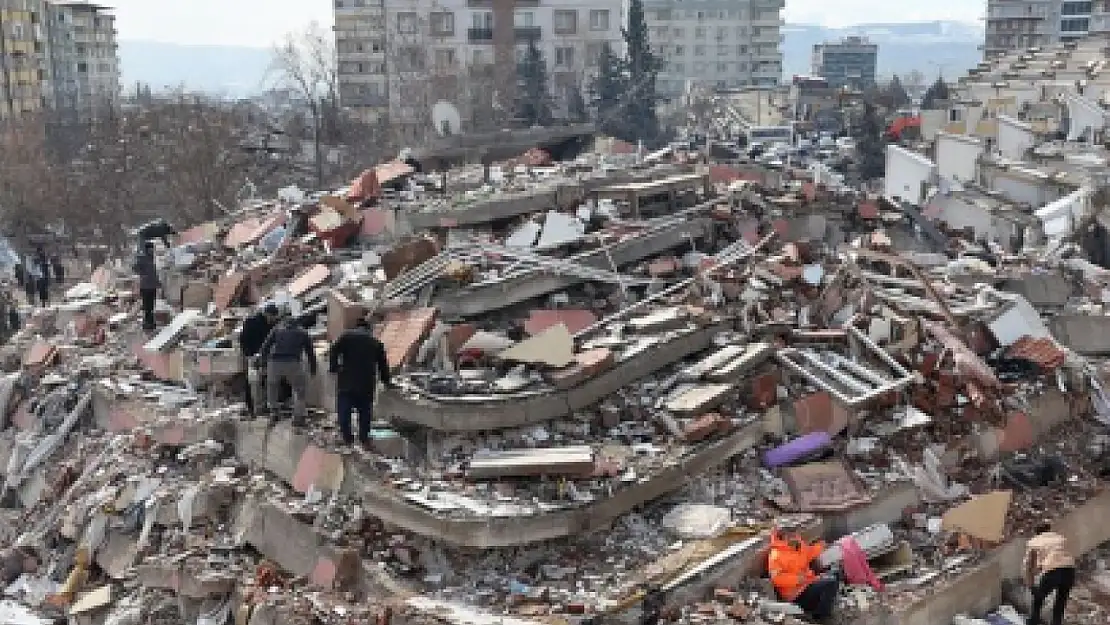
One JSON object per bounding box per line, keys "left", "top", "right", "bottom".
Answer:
{"left": 736, "top": 26, "right": 746, "bottom": 37}
{"left": 654, "top": 27, "right": 668, "bottom": 39}
{"left": 716, "top": 27, "right": 727, "bottom": 41}
{"left": 554, "top": 10, "right": 577, "bottom": 34}
{"left": 586, "top": 42, "right": 603, "bottom": 65}
{"left": 695, "top": 26, "right": 706, "bottom": 39}
{"left": 673, "top": 27, "right": 684, "bottom": 37}
{"left": 1061, "top": 17, "right": 1089, "bottom": 31}
{"left": 718, "top": 45, "right": 729, "bottom": 56}
{"left": 672, "top": 63, "right": 684, "bottom": 72}
{"left": 472, "top": 12, "right": 493, "bottom": 29}
{"left": 514, "top": 11, "right": 534, "bottom": 27}
{"left": 694, "top": 45, "right": 705, "bottom": 56}
{"left": 655, "top": 9, "right": 671, "bottom": 20}
{"left": 472, "top": 49, "right": 486, "bottom": 65}
{"left": 434, "top": 49, "right": 456, "bottom": 69}
{"left": 717, "top": 62, "right": 728, "bottom": 73}
{"left": 77, "top": 62, "right": 87, "bottom": 73}
{"left": 737, "top": 44, "right": 747, "bottom": 55}
{"left": 1062, "top": 1, "right": 1092, "bottom": 15}
{"left": 430, "top": 12, "right": 454, "bottom": 35}
{"left": 589, "top": 9, "right": 609, "bottom": 30}
{"left": 555, "top": 46, "right": 574, "bottom": 67}
{"left": 397, "top": 12, "right": 418, "bottom": 34}
{"left": 674, "top": 45, "right": 685, "bottom": 55}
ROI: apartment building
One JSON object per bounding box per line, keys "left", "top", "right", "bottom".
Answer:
{"left": 0, "top": 0, "right": 118, "bottom": 122}
{"left": 335, "top": 0, "right": 623, "bottom": 142}
{"left": 811, "top": 36, "right": 877, "bottom": 90}
{"left": 984, "top": 0, "right": 1094, "bottom": 57}
{"left": 46, "top": 0, "right": 119, "bottom": 121}
{"left": 643, "top": 0, "right": 784, "bottom": 101}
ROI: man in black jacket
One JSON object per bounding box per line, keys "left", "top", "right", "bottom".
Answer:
{"left": 239, "top": 304, "right": 280, "bottom": 416}
{"left": 328, "top": 317, "right": 394, "bottom": 448}
{"left": 258, "top": 314, "right": 317, "bottom": 426}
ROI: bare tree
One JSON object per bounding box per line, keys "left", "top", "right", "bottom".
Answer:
{"left": 270, "top": 22, "right": 338, "bottom": 189}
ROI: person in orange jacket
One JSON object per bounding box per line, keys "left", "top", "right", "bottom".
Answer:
{"left": 767, "top": 529, "right": 840, "bottom": 622}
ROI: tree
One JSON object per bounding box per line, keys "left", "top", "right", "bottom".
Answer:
{"left": 921, "top": 76, "right": 951, "bottom": 110}
{"left": 885, "top": 75, "right": 910, "bottom": 109}
{"left": 590, "top": 43, "right": 626, "bottom": 139}
{"left": 855, "top": 99, "right": 886, "bottom": 181}
{"left": 270, "top": 22, "right": 338, "bottom": 190}
{"left": 567, "top": 85, "right": 588, "bottom": 123}
{"left": 622, "top": 0, "right": 663, "bottom": 144}
{"left": 517, "top": 39, "right": 552, "bottom": 127}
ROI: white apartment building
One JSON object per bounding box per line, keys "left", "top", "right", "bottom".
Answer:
{"left": 643, "top": 0, "right": 784, "bottom": 101}
{"left": 984, "top": 0, "right": 1105, "bottom": 57}
{"left": 335, "top": 0, "right": 623, "bottom": 141}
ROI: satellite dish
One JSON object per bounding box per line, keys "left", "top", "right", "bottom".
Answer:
{"left": 431, "top": 100, "right": 461, "bottom": 136}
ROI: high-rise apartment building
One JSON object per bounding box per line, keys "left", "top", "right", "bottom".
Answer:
{"left": 335, "top": 0, "right": 623, "bottom": 142}
{"left": 811, "top": 36, "right": 877, "bottom": 90}
{"left": 984, "top": 0, "right": 1094, "bottom": 57}
{"left": 643, "top": 0, "right": 784, "bottom": 101}
{"left": 0, "top": 0, "right": 118, "bottom": 122}
{"left": 47, "top": 1, "right": 120, "bottom": 121}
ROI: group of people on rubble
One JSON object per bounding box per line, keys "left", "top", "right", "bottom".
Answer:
{"left": 237, "top": 302, "right": 396, "bottom": 450}
{"left": 13, "top": 245, "right": 63, "bottom": 308}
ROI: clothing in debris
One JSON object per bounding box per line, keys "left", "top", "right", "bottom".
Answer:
{"left": 838, "top": 535, "right": 882, "bottom": 591}
{"left": 768, "top": 529, "right": 837, "bottom": 620}
{"left": 328, "top": 321, "right": 392, "bottom": 445}
{"left": 33, "top": 248, "right": 49, "bottom": 307}
{"left": 259, "top": 318, "right": 316, "bottom": 423}
{"left": 1025, "top": 529, "right": 1077, "bottom": 625}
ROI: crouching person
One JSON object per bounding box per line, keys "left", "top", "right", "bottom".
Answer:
{"left": 768, "top": 528, "right": 840, "bottom": 623}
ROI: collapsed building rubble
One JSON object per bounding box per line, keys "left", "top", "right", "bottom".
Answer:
{"left": 0, "top": 142, "right": 1109, "bottom": 625}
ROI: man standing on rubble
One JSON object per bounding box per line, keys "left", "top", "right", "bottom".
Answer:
{"left": 239, "top": 304, "right": 280, "bottom": 416}
{"left": 32, "top": 246, "right": 49, "bottom": 307}
{"left": 1024, "top": 521, "right": 1076, "bottom": 625}
{"left": 257, "top": 312, "right": 317, "bottom": 426}
{"left": 328, "top": 316, "right": 394, "bottom": 449}
{"left": 132, "top": 241, "right": 160, "bottom": 331}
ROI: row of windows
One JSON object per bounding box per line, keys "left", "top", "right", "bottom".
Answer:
{"left": 658, "top": 44, "right": 777, "bottom": 57}
{"left": 387, "top": 9, "right": 611, "bottom": 35}
{"left": 341, "top": 43, "right": 606, "bottom": 75}
{"left": 664, "top": 60, "right": 780, "bottom": 73}
{"left": 651, "top": 25, "right": 776, "bottom": 39}
{"left": 651, "top": 9, "right": 778, "bottom": 21}
{"left": 1062, "top": 2, "right": 1093, "bottom": 16}
{"left": 1060, "top": 17, "right": 1090, "bottom": 31}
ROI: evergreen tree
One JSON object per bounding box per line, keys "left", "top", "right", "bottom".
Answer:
{"left": 855, "top": 99, "right": 886, "bottom": 181}
{"left": 885, "top": 75, "right": 910, "bottom": 109}
{"left": 567, "top": 85, "right": 588, "bottom": 122}
{"left": 921, "top": 76, "right": 951, "bottom": 110}
{"left": 622, "top": 0, "right": 663, "bottom": 144}
{"left": 517, "top": 39, "right": 552, "bottom": 127}
{"left": 590, "top": 43, "right": 626, "bottom": 138}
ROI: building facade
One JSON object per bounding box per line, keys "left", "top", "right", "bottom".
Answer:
{"left": 984, "top": 0, "right": 1095, "bottom": 57}
{"left": 811, "top": 36, "right": 877, "bottom": 90}
{"left": 335, "top": 0, "right": 623, "bottom": 142}
{"left": 46, "top": 1, "right": 120, "bottom": 121}
{"left": 643, "top": 0, "right": 784, "bottom": 101}
{"left": 0, "top": 0, "right": 118, "bottom": 123}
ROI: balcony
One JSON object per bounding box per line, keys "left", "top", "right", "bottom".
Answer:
{"left": 467, "top": 0, "right": 537, "bottom": 5}
{"left": 514, "top": 26, "right": 541, "bottom": 41}
{"left": 468, "top": 27, "right": 493, "bottom": 42}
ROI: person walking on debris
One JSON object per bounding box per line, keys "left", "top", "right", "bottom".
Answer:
{"left": 4, "top": 292, "right": 17, "bottom": 337}
{"left": 33, "top": 246, "right": 49, "bottom": 307}
{"left": 768, "top": 527, "right": 839, "bottom": 623}
{"left": 257, "top": 312, "right": 316, "bottom": 426}
{"left": 328, "top": 316, "right": 394, "bottom": 449}
{"left": 50, "top": 254, "right": 64, "bottom": 287}
{"left": 132, "top": 241, "right": 160, "bottom": 331}
{"left": 239, "top": 303, "right": 280, "bottom": 417}
{"left": 1024, "top": 521, "right": 1076, "bottom": 625}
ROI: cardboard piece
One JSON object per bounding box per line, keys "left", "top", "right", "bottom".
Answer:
{"left": 498, "top": 324, "right": 575, "bottom": 368}
{"left": 941, "top": 490, "right": 1012, "bottom": 543}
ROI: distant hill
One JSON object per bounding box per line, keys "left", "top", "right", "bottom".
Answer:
{"left": 119, "top": 40, "right": 273, "bottom": 96}
{"left": 120, "top": 21, "right": 985, "bottom": 96}
{"left": 783, "top": 21, "right": 985, "bottom": 81}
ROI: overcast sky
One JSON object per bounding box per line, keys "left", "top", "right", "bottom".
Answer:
{"left": 108, "top": 0, "right": 984, "bottom": 48}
